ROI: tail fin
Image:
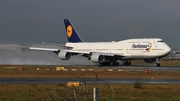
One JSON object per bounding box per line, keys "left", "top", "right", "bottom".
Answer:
{"left": 64, "top": 19, "right": 83, "bottom": 42}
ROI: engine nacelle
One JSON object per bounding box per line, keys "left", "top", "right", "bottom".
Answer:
{"left": 91, "top": 54, "right": 105, "bottom": 63}
{"left": 58, "top": 51, "right": 71, "bottom": 60}
{"left": 144, "top": 58, "right": 156, "bottom": 63}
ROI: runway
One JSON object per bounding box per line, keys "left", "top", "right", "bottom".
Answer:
{"left": 1, "top": 66, "right": 180, "bottom": 84}
{"left": 1, "top": 78, "right": 180, "bottom": 84}
{"left": 75, "top": 66, "right": 180, "bottom": 72}
{"left": 113, "top": 66, "right": 180, "bottom": 71}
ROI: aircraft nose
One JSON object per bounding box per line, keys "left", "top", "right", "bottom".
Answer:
{"left": 165, "top": 45, "right": 171, "bottom": 55}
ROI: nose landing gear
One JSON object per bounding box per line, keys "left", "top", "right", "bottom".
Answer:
{"left": 155, "top": 59, "right": 160, "bottom": 67}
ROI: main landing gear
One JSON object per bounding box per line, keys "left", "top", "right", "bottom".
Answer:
{"left": 100, "top": 60, "right": 132, "bottom": 66}
{"left": 100, "top": 61, "right": 119, "bottom": 66}
{"left": 123, "top": 60, "right": 131, "bottom": 66}
{"left": 100, "top": 59, "right": 160, "bottom": 67}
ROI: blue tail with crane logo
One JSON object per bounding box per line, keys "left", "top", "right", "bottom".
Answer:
{"left": 64, "top": 19, "right": 83, "bottom": 42}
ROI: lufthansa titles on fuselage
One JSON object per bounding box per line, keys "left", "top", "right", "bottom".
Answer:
{"left": 131, "top": 44, "right": 151, "bottom": 49}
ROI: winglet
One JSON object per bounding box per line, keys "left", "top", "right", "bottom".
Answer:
{"left": 64, "top": 19, "right": 83, "bottom": 42}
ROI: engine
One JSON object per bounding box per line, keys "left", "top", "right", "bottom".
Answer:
{"left": 144, "top": 58, "right": 156, "bottom": 63}
{"left": 58, "top": 51, "right": 71, "bottom": 60}
{"left": 90, "top": 54, "right": 105, "bottom": 63}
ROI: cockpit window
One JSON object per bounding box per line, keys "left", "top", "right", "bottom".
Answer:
{"left": 157, "top": 40, "right": 164, "bottom": 42}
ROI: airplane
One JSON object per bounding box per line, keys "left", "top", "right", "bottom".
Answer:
{"left": 29, "top": 19, "right": 171, "bottom": 66}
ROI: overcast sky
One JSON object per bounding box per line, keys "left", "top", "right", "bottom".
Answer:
{"left": 0, "top": 0, "right": 180, "bottom": 49}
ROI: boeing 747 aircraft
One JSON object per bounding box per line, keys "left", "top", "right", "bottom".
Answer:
{"left": 30, "top": 19, "right": 171, "bottom": 66}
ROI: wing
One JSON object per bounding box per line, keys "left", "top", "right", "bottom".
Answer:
{"left": 29, "top": 47, "right": 59, "bottom": 51}
{"left": 29, "top": 46, "right": 128, "bottom": 57}
{"left": 28, "top": 44, "right": 73, "bottom": 52}
{"left": 41, "top": 42, "right": 73, "bottom": 49}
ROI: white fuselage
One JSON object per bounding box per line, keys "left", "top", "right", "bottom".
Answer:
{"left": 65, "top": 38, "right": 171, "bottom": 60}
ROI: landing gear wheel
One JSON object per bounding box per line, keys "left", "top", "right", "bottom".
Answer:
{"left": 100, "top": 62, "right": 111, "bottom": 66}
{"left": 156, "top": 63, "right": 160, "bottom": 67}
{"left": 100, "top": 60, "right": 119, "bottom": 66}
{"left": 111, "top": 62, "right": 119, "bottom": 66}
{"left": 124, "top": 60, "right": 131, "bottom": 66}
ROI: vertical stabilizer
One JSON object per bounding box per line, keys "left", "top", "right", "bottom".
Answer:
{"left": 64, "top": 19, "right": 83, "bottom": 42}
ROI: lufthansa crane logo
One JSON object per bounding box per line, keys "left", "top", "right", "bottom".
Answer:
{"left": 146, "top": 43, "right": 152, "bottom": 53}
{"left": 66, "top": 25, "right": 73, "bottom": 38}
